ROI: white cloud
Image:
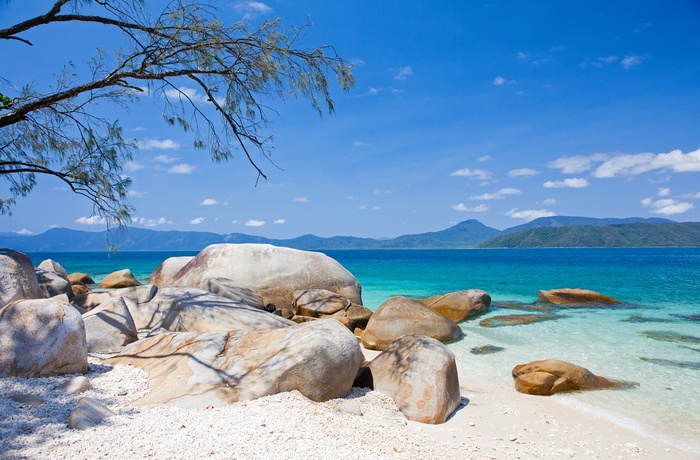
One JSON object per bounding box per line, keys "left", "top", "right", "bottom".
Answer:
{"left": 543, "top": 178, "right": 589, "bottom": 188}
{"left": 137, "top": 138, "right": 179, "bottom": 150}
{"left": 543, "top": 197, "right": 557, "bottom": 205}
{"left": 508, "top": 168, "right": 538, "bottom": 177}
{"left": 124, "top": 161, "right": 145, "bottom": 172}
{"left": 657, "top": 188, "right": 671, "bottom": 197}
{"left": 293, "top": 197, "right": 310, "bottom": 203}
{"left": 621, "top": 54, "right": 644, "bottom": 69}
{"left": 549, "top": 154, "right": 608, "bottom": 174}
{"left": 200, "top": 198, "right": 218, "bottom": 206}
{"left": 190, "top": 217, "right": 204, "bottom": 225}
{"left": 477, "top": 155, "right": 492, "bottom": 162}
{"left": 274, "top": 219, "right": 286, "bottom": 224}
{"left": 168, "top": 163, "right": 195, "bottom": 174}
{"left": 372, "top": 206, "right": 383, "bottom": 211}
{"left": 245, "top": 219, "right": 266, "bottom": 227}
{"left": 517, "top": 52, "right": 529, "bottom": 60}
{"left": 641, "top": 197, "right": 693, "bottom": 216}
{"left": 137, "top": 217, "right": 170, "bottom": 227}
{"left": 589, "top": 55, "right": 619, "bottom": 68}
{"left": 452, "top": 203, "right": 489, "bottom": 212}
{"left": 680, "top": 192, "right": 700, "bottom": 199}
{"left": 492, "top": 76, "right": 515, "bottom": 86}
{"left": 449, "top": 168, "right": 493, "bottom": 180}
{"left": 593, "top": 148, "right": 700, "bottom": 178}
{"left": 373, "top": 189, "right": 392, "bottom": 195}
{"left": 127, "top": 190, "right": 143, "bottom": 198}
{"left": 16, "top": 228, "right": 33, "bottom": 235}
{"left": 393, "top": 66, "right": 413, "bottom": 81}
{"left": 133, "top": 126, "right": 147, "bottom": 132}
{"left": 469, "top": 188, "right": 521, "bottom": 200}
{"left": 353, "top": 141, "right": 370, "bottom": 147}
{"left": 163, "top": 86, "right": 223, "bottom": 105}
{"left": 153, "top": 154, "right": 177, "bottom": 163}
{"left": 238, "top": 1, "right": 271, "bottom": 13}
{"left": 75, "top": 216, "right": 107, "bottom": 225}
{"left": 506, "top": 208, "right": 556, "bottom": 221}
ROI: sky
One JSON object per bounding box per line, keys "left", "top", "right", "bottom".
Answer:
{"left": 2, "top": 0, "right": 700, "bottom": 239}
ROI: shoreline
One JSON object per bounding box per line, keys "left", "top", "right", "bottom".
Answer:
{"left": 1, "top": 349, "right": 698, "bottom": 459}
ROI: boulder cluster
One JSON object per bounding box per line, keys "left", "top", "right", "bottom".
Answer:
{"left": 0, "top": 244, "right": 488, "bottom": 427}
{"left": 0, "top": 243, "right": 629, "bottom": 431}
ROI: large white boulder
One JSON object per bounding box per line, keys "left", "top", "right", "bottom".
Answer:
{"left": 168, "top": 244, "right": 362, "bottom": 310}
{"left": 0, "top": 298, "right": 87, "bottom": 377}
{"left": 0, "top": 249, "right": 43, "bottom": 307}
{"left": 128, "top": 286, "right": 293, "bottom": 332}
{"left": 105, "top": 319, "right": 363, "bottom": 408}
{"left": 148, "top": 256, "right": 194, "bottom": 285}
{"left": 82, "top": 297, "right": 139, "bottom": 352}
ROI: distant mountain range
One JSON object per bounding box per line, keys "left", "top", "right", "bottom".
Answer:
{"left": 1, "top": 216, "right": 697, "bottom": 252}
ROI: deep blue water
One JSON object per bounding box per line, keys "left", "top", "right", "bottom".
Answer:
{"left": 27, "top": 247, "right": 700, "bottom": 448}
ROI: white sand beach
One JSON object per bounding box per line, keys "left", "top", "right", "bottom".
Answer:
{"left": 1, "top": 347, "right": 697, "bottom": 460}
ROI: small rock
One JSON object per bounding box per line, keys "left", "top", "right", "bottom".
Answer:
{"left": 10, "top": 394, "right": 45, "bottom": 406}
{"left": 67, "top": 397, "right": 115, "bottom": 430}
{"left": 55, "top": 376, "right": 91, "bottom": 394}
{"left": 508, "top": 435, "right": 518, "bottom": 442}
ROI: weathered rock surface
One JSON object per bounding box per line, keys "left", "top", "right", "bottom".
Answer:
{"left": 293, "top": 289, "right": 351, "bottom": 317}
{"left": 82, "top": 297, "right": 139, "bottom": 352}
{"left": 38, "top": 259, "right": 69, "bottom": 278}
{"left": 0, "top": 249, "right": 42, "bottom": 307}
{"left": 100, "top": 269, "right": 141, "bottom": 289}
{"left": 72, "top": 285, "right": 158, "bottom": 312}
{"left": 55, "top": 376, "right": 92, "bottom": 394}
{"left": 148, "top": 256, "right": 194, "bottom": 285}
{"left": 105, "top": 319, "right": 363, "bottom": 408}
{"left": 419, "top": 289, "right": 491, "bottom": 322}
{"left": 67, "top": 397, "right": 115, "bottom": 430}
{"left": 512, "top": 359, "right": 627, "bottom": 395}
{"left": 35, "top": 268, "right": 74, "bottom": 299}
{"left": 0, "top": 299, "right": 87, "bottom": 377}
{"left": 200, "top": 278, "right": 264, "bottom": 309}
{"left": 537, "top": 288, "right": 622, "bottom": 306}
{"left": 127, "top": 286, "right": 293, "bottom": 332}
{"left": 71, "top": 283, "right": 91, "bottom": 297}
{"left": 479, "top": 313, "right": 563, "bottom": 328}
{"left": 360, "top": 335, "right": 460, "bottom": 424}
{"left": 67, "top": 273, "right": 94, "bottom": 285}
{"left": 344, "top": 303, "right": 373, "bottom": 331}
{"left": 168, "top": 244, "right": 362, "bottom": 310}
{"left": 361, "top": 296, "right": 462, "bottom": 351}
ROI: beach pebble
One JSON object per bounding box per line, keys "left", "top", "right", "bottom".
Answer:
{"left": 67, "top": 397, "right": 115, "bottom": 430}
{"left": 54, "top": 376, "right": 92, "bottom": 394}
{"left": 10, "top": 394, "right": 45, "bottom": 406}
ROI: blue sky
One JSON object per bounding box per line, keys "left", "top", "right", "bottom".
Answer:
{"left": 2, "top": 1, "right": 700, "bottom": 238}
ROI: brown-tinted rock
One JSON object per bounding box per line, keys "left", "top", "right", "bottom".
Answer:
{"left": 71, "top": 283, "right": 91, "bottom": 297}
{"left": 168, "top": 244, "right": 362, "bottom": 310}
{"left": 419, "top": 289, "right": 491, "bottom": 322}
{"left": 537, "top": 288, "right": 622, "bottom": 306}
{"left": 105, "top": 320, "right": 363, "bottom": 407}
{"left": 512, "top": 359, "right": 627, "bottom": 395}
{"left": 293, "top": 289, "right": 351, "bottom": 317}
{"left": 0, "top": 299, "right": 87, "bottom": 377}
{"left": 479, "top": 314, "right": 563, "bottom": 328}
{"left": 0, "top": 249, "right": 42, "bottom": 307}
{"left": 366, "top": 335, "right": 460, "bottom": 424}
{"left": 361, "top": 296, "right": 462, "bottom": 351}
{"left": 99, "top": 269, "right": 141, "bottom": 289}
{"left": 68, "top": 273, "right": 94, "bottom": 285}
{"left": 345, "top": 303, "right": 373, "bottom": 330}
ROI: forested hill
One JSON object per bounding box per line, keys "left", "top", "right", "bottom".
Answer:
{"left": 478, "top": 222, "right": 700, "bottom": 248}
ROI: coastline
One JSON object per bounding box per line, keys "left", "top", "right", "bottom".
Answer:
{"left": 1, "top": 348, "right": 696, "bottom": 459}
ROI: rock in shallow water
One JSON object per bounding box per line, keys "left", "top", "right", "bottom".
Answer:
{"left": 418, "top": 289, "right": 491, "bottom": 322}
{"left": 641, "top": 330, "right": 700, "bottom": 344}
{"left": 512, "top": 359, "right": 629, "bottom": 395}
{"left": 479, "top": 313, "right": 563, "bottom": 328}
{"left": 537, "top": 288, "right": 622, "bottom": 306}
{"left": 470, "top": 344, "right": 505, "bottom": 355}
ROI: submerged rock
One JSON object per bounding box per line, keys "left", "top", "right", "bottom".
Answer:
{"left": 537, "top": 288, "right": 622, "bottom": 306}
{"left": 470, "top": 344, "right": 505, "bottom": 355}
{"left": 671, "top": 314, "right": 700, "bottom": 322}
{"left": 621, "top": 316, "right": 675, "bottom": 323}
{"left": 493, "top": 302, "right": 556, "bottom": 312}
{"left": 640, "top": 357, "right": 700, "bottom": 370}
{"left": 479, "top": 313, "right": 563, "bottom": 328}
{"left": 512, "top": 359, "right": 628, "bottom": 395}
{"left": 641, "top": 331, "right": 700, "bottom": 344}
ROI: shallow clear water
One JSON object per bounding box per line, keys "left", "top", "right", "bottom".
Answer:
{"left": 28, "top": 248, "right": 700, "bottom": 448}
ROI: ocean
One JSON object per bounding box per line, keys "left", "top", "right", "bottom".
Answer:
{"left": 27, "top": 247, "right": 700, "bottom": 450}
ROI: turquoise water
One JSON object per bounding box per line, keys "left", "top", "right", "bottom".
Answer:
{"left": 28, "top": 248, "right": 700, "bottom": 450}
